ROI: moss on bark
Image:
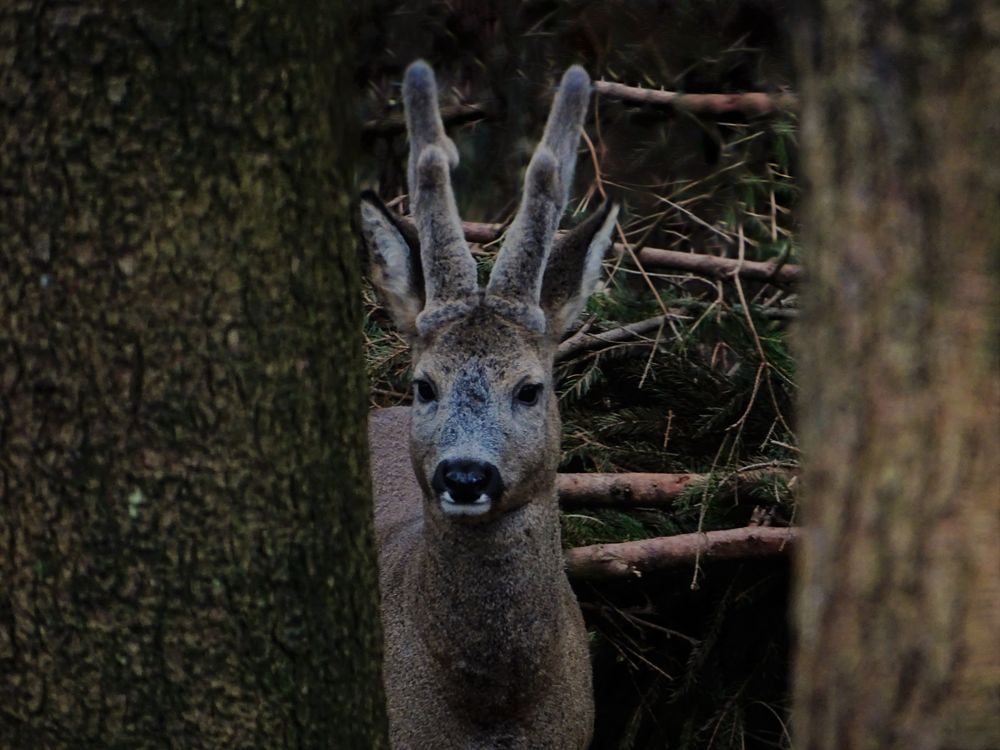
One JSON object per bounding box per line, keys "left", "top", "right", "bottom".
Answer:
{"left": 0, "top": 3, "right": 387, "bottom": 747}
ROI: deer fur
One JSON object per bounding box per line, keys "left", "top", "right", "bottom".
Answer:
{"left": 361, "top": 60, "right": 618, "bottom": 749}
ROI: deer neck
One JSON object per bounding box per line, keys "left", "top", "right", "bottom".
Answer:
{"left": 413, "top": 489, "right": 567, "bottom": 715}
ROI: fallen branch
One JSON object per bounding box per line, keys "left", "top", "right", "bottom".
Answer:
{"left": 558, "top": 305, "right": 797, "bottom": 360}
{"left": 630, "top": 245, "right": 804, "bottom": 284}
{"left": 557, "top": 470, "right": 793, "bottom": 508}
{"left": 395, "top": 215, "right": 804, "bottom": 285}
{"left": 455, "top": 219, "right": 505, "bottom": 245}
{"left": 558, "top": 472, "right": 699, "bottom": 509}
{"left": 566, "top": 526, "right": 797, "bottom": 581}
{"left": 594, "top": 80, "right": 798, "bottom": 116}
{"left": 672, "top": 299, "right": 799, "bottom": 321}
{"left": 557, "top": 315, "right": 672, "bottom": 359}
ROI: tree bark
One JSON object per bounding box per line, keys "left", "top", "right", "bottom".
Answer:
{"left": 793, "top": 3, "right": 1000, "bottom": 749}
{"left": 0, "top": 4, "right": 388, "bottom": 748}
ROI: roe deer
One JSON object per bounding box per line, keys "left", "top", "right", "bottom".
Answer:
{"left": 361, "top": 60, "right": 618, "bottom": 749}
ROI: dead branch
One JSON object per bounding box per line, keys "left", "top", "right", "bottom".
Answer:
{"left": 557, "top": 315, "right": 672, "bottom": 359}
{"left": 558, "top": 472, "right": 699, "bottom": 509}
{"left": 557, "top": 304, "right": 797, "bottom": 360}
{"left": 364, "top": 84, "right": 795, "bottom": 138}
{"left": 393, "top": 216, "right": 804, "bottom": 285}
{"left": 557, "top": 470, "right": 793, "bottom": 509}
{"left": 456, "top": 219, "right": 505, "bottom": 244}
{"left": 630, "top": 245, "right": 804, "bottom": 284}
{"left": 594, "top": 80, "right": 798, "bottom": 116}
{"left": 673, "top": 299, "right": 799, "bottom": 321}
{"left": 565, "top": 526, "right": 797, "bottom": 581}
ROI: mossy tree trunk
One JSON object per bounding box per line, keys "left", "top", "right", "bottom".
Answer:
{"left": 0, "top": 3, "right": 387, "bottom": 747}
{"left": 793, "top": 3, "right": 999, "bottom": 749}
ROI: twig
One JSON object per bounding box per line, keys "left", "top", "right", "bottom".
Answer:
{"left": 671, "top": 298, "right": 799, "bottom": 321}
{"left": 614, "top": 217, "right": 684, "bottom": 343}
{"left": 579, "top": 128, "right": 607, "bottom": 201}
{"left": 594, "top": 81, "right": 798, "bottom": 116}
{"left": 730, "top": 225, "right": 794, "bottom": 435}
{"left": 556, "top": 302, "right": 795, "bottom": 362}
{"left": 565, "top": 526, "right": 797, "bottom": 582}
{"left": 654, "top": 196, "right": 734, "bottom": 245}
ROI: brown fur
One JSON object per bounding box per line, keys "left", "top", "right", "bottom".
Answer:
{"left": 370, "top": 416, "right": 591, "bottom": 747}
{"left": 362, "top": 61, "right": 620, "bottom": 749}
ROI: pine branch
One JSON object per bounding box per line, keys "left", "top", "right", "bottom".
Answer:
{"left": 565, "top": 526, "right": 797, "bottom": 581}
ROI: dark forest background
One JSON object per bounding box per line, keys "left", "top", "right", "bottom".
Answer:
{"left": 3, "top": 2, "right": 992, "bottom": 748}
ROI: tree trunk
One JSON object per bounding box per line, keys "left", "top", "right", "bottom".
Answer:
{"left": 793, "top": 3, "right": 999, "bottom": 749}
{"left": 0, "top": 4, "right": 388, "bottom": 748}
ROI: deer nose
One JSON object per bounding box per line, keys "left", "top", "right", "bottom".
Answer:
{"left": 432, "top": 459, "right": 503, "bottom": 505}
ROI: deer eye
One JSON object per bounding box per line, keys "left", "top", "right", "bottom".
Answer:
{"left": 413, "top": 378, "right": 437, "bottom": 404}
{"left": 515, "top": 383, "right": 543, "bottom": 406}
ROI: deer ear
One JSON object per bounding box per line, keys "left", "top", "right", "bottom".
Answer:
{"left": 540, "top": 201, "right": 619, "bottom": 336}
{"left": 359, "top": 191, "right": 425, "bottom": 335}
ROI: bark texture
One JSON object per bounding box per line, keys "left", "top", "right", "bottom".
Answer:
{"left": 793, "top": 3, "right": 1000, "bottom": 749}
{"left": 0, "top": 3, "right": 388, "bottom": 748}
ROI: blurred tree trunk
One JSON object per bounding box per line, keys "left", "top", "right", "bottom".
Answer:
{"left": 793, "top": 3, "right": 999, "bottom": 750}
{"left": 0, "top": 3, "right": 387, "bottom": 748}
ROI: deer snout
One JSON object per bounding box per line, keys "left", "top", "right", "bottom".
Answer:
{"left": 431, "top": 458, "right": 504, "bottom": 511}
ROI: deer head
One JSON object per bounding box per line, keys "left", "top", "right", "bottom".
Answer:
{"left": 361, "top": 61, "right": 618, "bottom": 525}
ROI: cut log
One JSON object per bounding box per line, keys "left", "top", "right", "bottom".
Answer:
{"left": 566, "top": 526, "right": 797, "bottom": 581}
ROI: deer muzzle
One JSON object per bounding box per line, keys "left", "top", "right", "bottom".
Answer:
{"left": 431, "top": 458, "right": 504, "bottom": 517}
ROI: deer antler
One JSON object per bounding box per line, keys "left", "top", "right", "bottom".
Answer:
{"left": 403, "top": 61, "right": 478, "bottom": 310}
{"left": 487, "top": 66, "right": 592, "bottom": 306}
